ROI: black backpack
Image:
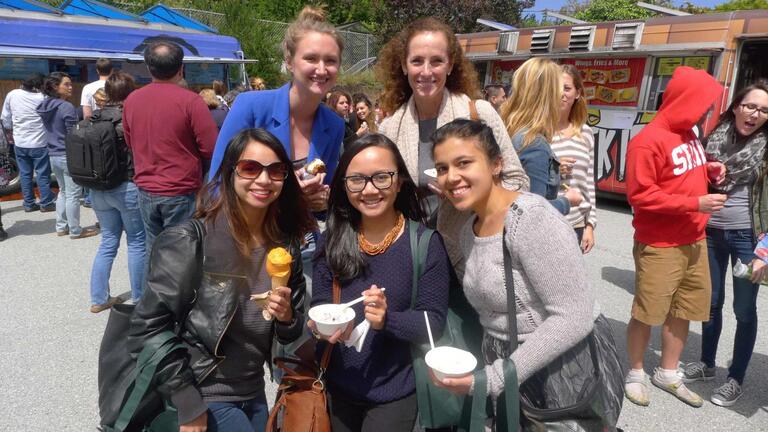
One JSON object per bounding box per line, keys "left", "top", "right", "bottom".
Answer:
{"left": 65, "top": 115, "right": 126, "bottom": 190}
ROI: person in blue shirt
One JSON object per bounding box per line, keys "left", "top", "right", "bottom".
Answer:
{"left": 210, "top": 6, "right": 345, "bottom": 214}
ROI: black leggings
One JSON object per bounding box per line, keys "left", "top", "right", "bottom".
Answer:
{"left": 329, "top": 391, "right": 418, "bottom": 432}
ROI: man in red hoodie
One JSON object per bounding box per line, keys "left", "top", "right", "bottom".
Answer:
{"left": 624, "top": 66, "right": 727, "bottom": 408}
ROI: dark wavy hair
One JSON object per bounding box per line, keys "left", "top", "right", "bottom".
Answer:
{"left": 42, "top": 72, "right": 70, "bottom": 98}
{"left": 195, "top": 129, "right": 316, "bottom": 256}
{"left": 718, "top": 80, "right": 768, "bottom": 135}
{"left": 322, "top": 133, "right": 425, "bottom": 280}
{"left": 376, "top": 17, "right": 480, "bottom": 114}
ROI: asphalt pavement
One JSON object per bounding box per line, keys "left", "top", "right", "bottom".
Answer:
{"left": 0, "top": 198, "right": 766, "bottom": 431}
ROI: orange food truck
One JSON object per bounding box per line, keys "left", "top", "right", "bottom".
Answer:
{"left": 457, "top": 10, "right": 768, "bottom": 198}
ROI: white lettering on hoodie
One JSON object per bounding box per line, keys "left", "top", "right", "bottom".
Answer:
{"left": 672, "top": 139, "right": 706, "bottom": 176}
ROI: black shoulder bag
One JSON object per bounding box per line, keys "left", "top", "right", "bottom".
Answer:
{"left": 98, "top": 219, "right": 206, "bottom": 432}
{"left": 501, "top": 227, "right": 624, "bottom": 430}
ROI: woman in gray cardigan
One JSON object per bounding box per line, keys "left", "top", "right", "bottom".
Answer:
{"left": 431, "top": 119, "right": 596, "bottom": 430}
{"left": 377, "top": 17, "right": 528, "bottom": 278}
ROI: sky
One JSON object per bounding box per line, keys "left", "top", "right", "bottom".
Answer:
{"left": 523, "top": 0, "right": 724, "bottom": 20}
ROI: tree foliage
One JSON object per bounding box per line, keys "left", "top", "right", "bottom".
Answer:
{"left": 572, "top": 0, "right": 653, "bottom": 22}
{"left": 372, "top": 0, "right": 532, "bottom": 45}
{"left": 714, "top": 0, "right": 768, "bottom": 11}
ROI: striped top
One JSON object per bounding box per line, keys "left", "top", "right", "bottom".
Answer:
{"left": 551, "top": 125, "right": 597, "bottom": 228}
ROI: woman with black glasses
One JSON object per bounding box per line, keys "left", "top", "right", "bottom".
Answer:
{"left": 129, "top": 128, "right": 316, "bottom": 432}
{"left": 307, "top": 133, "right": 451, "bottom": 431}
{"left": 682, "top": 81, "right": 768, "bottom": 407}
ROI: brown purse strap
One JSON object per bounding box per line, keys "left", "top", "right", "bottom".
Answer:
{"left": 318, "top": 278, "right": 342, "bottom": 371}
{"left": 469, "top": 99, "right": 479, "bottom": 121}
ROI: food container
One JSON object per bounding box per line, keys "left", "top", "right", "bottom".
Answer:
{"left": 425, "top": 346, "right": 478, "bottom": 381}
{"left": 308, "top": 304, "right": 356, "bottom": 337}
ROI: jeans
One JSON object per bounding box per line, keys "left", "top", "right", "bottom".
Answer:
{"left": 90, "top": 182, "right": 146, "bottom": 305}
{"left": 207, "top": 393, "right": 268, "bottom": 432}
{"left": 701, "top": 227, "right": 760, "bottom": 384}
{"left": 15, "top": 146, "right": 54, "bottom": 209}
{"left": 137, "top": 189, "right": 196, "bottom": 256}
{"left": 49, "top": 155, "right": 84, "bottom": 236}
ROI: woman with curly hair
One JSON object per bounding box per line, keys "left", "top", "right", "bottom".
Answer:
{"left": 377, "top": 17, "right": 528, "bottom": 274}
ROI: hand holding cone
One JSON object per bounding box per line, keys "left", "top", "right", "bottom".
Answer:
{"left": 252, "top": 247, "right": 293, "bottom": 320}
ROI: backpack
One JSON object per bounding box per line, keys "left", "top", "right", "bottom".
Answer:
{"left": 65, "top": 115, "right": 126, "bottom": 190}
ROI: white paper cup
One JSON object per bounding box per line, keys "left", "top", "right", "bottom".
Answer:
{"left": 425, "top": 346, "right": 477, "bottom": 381}
{"left": 308, "top": 304, "right": 356, "bottom": 337}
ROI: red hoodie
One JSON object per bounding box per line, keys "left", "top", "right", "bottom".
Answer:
{"left": 626, "top": 66, "right": 723, "bottom": 247}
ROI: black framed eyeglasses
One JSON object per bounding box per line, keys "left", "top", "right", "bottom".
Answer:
{"left": 235, "top": 160, "right": 289, "bottom": 181}
{"left": 343, "top": 171, "right": 397, "bottom": 192}
{"left": 740, "top": 103, "right": 768, "bottom": 118}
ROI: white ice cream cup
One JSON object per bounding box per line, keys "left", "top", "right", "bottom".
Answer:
{"left": 308, "top": 304, "right": 356, "bottom": 337}
{"left": 425, "top": 346, "right": 477, "bottom": 381}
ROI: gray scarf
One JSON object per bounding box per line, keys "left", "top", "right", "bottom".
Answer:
{"left": 705, "top": 120, "right": 768, "bottom": 193}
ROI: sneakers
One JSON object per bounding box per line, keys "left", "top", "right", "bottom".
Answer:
{"left": 90, "top": 296, "right": 124, "bottom": 313}
{"left": 40, "top": 204, "right": 56, "bottom": 213}
{"left": 70, "top": 227, "right": 100, "bottom": 239}
{"left": 24, "top": 204, "right": 40, "bottom": 212}
{"left": 56, "top": 228, "right": 69, "bottom": 237}
{"left": 682, "top": 361, "right": 716, "bottom": 383}
{"left": 711, "top": 378, "right": 743, "bottom": 407}
{"left": 651, "top": 368, "right": 704, "bottom": 407}
{"left": 624, "top": 370, "right": 651, "bottom": 406}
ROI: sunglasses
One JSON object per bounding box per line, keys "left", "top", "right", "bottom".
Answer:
{"left": 235, "top": 160, "right": 289, "bottom": 181}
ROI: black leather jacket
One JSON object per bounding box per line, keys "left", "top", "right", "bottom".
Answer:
{"left": 128, "top": 219, "right": 306, "bottom": 424}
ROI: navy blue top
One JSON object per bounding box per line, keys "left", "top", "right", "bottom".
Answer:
{"left": 312, "top": 224, "right": 451, "bottom": 403}
{"left": 208, "top": 83, "right": 344, "bottom": 183}
{"left": 513, "top": 132, "right": 570, "bottom": 215}
{"left": 36, "top": 97, "right": 77, "bottom": 156}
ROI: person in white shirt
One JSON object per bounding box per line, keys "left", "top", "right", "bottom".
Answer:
{"left": 81, "top": 58, "right": 113, "bottom": 120}
{"left": 1, "top": 73, "right": 53, "bottom": 212}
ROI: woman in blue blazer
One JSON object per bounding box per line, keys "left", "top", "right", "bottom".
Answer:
{"left": 209, "top": 7, "right": 345, "bottom": 214}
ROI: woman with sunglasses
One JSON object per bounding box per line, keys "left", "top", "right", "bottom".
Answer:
{"left": 682, "top": 81, "right": 768, "bottom": 407}
{"left": 129, "top": 128, "right": 315, "bottom": 432}
{"left": 308, "top": 134, "right": 450, "bottom": 431}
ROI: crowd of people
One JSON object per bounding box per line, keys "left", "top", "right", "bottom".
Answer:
{"left": 1, "top": 4, "right": 767, "bottom": 432}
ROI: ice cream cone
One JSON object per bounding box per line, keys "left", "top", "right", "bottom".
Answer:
{"left": 260, "top": 247, "right": 293, "bottom": 320}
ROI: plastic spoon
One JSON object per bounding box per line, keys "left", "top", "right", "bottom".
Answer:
{"left": 424, "top": 310, "right": 435, "bottom": 350}
{"left": 333, "top": 288, "right": 386, "bottom": 318}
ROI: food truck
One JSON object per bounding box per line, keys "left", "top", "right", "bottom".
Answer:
{"left": 0, "top": 0, "right": 254, "bottom": 196}
{"left": 457, "top": 10, "right": 768, "bottom": 198}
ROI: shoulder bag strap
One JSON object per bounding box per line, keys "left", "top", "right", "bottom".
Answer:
{"left": 318, "top": 278, "right": 342, "bottom": 371}
{"left": 500, "top": 227, "right": 520, "bottom": 432}
{"left": 409, "top": 220, "right": 434, "bottom": 307}
{"left": 468, "top": 100, "right": 479, "bottom": 121}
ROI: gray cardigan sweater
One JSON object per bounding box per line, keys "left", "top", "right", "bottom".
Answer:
{"left": 380, "top": 91, "right": 530, "bottom": 278}
{"left": 460, "top": 193, "right": 594, "bottom": 397}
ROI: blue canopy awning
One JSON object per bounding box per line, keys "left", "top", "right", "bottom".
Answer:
{"left": 141, "top": 3, "right": 216, "bottom": 33}
{"left": 59, "top": 0, "right": 145, "bottom": 22}
{"left": 0, "top": 0, "right": 61, "bottom": 14}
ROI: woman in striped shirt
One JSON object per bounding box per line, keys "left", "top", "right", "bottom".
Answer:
{"left": 552, "top": 64, "right": 597, "bottom": 253}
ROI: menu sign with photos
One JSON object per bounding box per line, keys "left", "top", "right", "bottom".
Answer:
{"left": 561, "top": 57, "right": 646, "bottom": 107}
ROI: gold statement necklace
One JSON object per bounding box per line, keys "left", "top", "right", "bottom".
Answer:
{"left": 358, "top": 214, "right": 405, "bottom": 256}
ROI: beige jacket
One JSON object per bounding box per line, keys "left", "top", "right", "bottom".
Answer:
{"left": 380, "top": 90, "right": 529, "bottom": 276}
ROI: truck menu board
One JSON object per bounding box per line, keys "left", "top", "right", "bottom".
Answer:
{"left": 560, "top": 57, "right": 646, "bottom": 107}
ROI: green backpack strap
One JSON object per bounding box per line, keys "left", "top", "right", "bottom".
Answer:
{"left": 468, "top": 370, "right": 488, "bottom": 432}
{"left": 111, "top": 331, "right": 186, "bottom": 432}
{"left": 409, "top": 220, "right": 434, "bottom": 307}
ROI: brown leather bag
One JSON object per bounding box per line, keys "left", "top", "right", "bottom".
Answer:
{"left": 265, "top": 280, "right": 340, "bottom": 432}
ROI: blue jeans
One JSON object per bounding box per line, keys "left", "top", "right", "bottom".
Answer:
{"left": 701, "top": 227, "right": 760, "bottom": 384}
{"left": 137, "top": 189, "right": 196, "bottom": 256}
{"left": 49, "top": 155, "right": 84, "bottom": 236}
{"left": 90, "top": 182, "right": 146, "bottom": 304}
{"left": 207, "top": 393, "right": 268, "bottom": 432}
{"left": 15, "top": 146, "right": 54, "bottom": 209}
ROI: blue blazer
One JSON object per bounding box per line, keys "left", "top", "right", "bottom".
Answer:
{"left": 208, "top": 83, "right": 345, "bottom": 184}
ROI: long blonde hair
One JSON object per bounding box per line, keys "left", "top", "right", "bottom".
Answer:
{"left": 500, "top": 58, "right": 562, "bottom": 149}
{"left": 561, "top": 64, "right": 588, "bottom": 139}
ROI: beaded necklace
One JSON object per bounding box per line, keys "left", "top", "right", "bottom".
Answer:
{"left": 358, "top": 213, "right": 405, "bottom": 256}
